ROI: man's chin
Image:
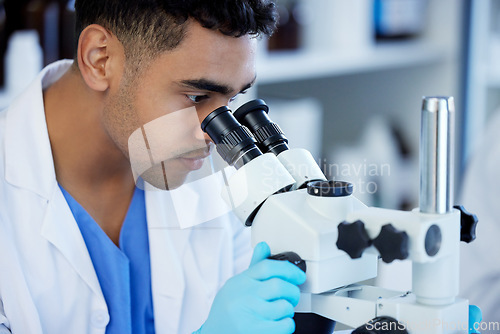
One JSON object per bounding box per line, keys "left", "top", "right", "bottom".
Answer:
{"left": 138, "top": 164, "right": 189, "bottom": 190}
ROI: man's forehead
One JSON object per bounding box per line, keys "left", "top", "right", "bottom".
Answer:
{"left": 142, "top": 21, "right": 257, "bottom": 93}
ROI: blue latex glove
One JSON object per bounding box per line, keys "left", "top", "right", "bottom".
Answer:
{"left": 469, "top": 305, "right": 482, "bottom": 334}
{"left": 194, "top": 242, "right": 307, "bottom": 334}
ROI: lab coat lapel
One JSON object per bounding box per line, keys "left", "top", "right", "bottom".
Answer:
{"left": 40, "top": 188, "right": 105, "bottom": 301}
{"left": 145, "top": 185, "right": 193, "bottom": 334}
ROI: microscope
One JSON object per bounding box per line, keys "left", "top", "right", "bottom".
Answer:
{"left": 201, "top": 97, "right": 478, "bottom": 334}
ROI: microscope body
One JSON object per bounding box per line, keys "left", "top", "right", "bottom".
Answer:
{"left": 201, "top": 97, "right": 476, "bottom": 333}
{"left": 252, "top": 181, "right": 375, "bottom": 294}
{"left": 226, "top": 148, "right": 467, "bottom": 333}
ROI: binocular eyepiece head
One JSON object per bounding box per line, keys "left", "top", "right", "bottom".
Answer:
{"left": 201, "top": 106, "right": 262, "bottom": 169}
{"left": 201, "top": 100, "right": 289, "bottom": 168}
{"left": 234, "top": 99, "right": 289, "bottom": 156}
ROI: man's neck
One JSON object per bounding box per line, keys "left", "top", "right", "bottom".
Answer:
{"left": 44, "top": 64, "right": 136, "bottom": 245}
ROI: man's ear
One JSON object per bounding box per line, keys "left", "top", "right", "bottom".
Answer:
{"left": 77, "top": 24, "right": 124, "bottom": 92}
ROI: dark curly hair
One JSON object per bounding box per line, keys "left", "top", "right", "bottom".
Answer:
{"left": 74, "top": 0, "right": 277, "bottom": 61}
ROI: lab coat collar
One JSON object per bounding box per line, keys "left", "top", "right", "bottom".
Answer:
{"left": 4, "top": 60, "right": 106, "bottom": 303}
{"left": 4, "top": 60, "right": 73, "bottom": 199}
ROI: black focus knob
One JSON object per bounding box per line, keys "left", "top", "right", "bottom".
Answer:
{"left": 336, "top": 220, "right": 372, "bottom": 259}
{"left": 372, "top": 224, "right": 409, "bottom": 263}
{"left": 453, "top": 205, "right": 478, "bottom": 243}
{"left": 269, "top": 252, "right": 306, "bottom": 273}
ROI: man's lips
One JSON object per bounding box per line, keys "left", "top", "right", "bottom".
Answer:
{"left": 177, "top": 149, "right": 210, "bottom": 171}
{"left": 179, "top": 156, "right": 207, "bottom": 170}
{"left": 178, "top": 145, "right": 212, "bottom": 160}
{"left": 174, "top": 144, "right": 212, "bottom": 171}
{"left": 180, "top": 151, "right": 211, "bottom": 160}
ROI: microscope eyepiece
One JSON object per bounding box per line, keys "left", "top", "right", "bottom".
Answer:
{"left": 201, "top": 106, "right": 262, "bottom": 169}
{"left": 233, "top": 99, "right": 289, "bottom": 156}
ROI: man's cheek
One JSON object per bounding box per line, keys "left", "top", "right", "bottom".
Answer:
{"left": 127, "top": 106, "right": 205, "bottom": 182}
{"left": 143, "top": 106, "right": 205, "bottom": 162}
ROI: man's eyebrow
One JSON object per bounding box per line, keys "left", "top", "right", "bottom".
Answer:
{"left": 179, "top": 79, "right": 232, "bottom": 95}
{"left": 179, "top": 76, "right": 256, "bottom": 95}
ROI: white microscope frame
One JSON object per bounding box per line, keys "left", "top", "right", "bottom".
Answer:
{"left": 220, "top": 97, "right": 470, "bottom": 333}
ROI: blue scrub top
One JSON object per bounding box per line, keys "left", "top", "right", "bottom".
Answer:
{"left": 59, "top": 185, "right": 155, "bottom": 334}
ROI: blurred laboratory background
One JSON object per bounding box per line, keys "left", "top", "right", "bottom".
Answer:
{"left": 0, "top": 0, "right": 498, "bottom": 317}
{"left": 0, "top": 0, "right": 489, "bottom": 209}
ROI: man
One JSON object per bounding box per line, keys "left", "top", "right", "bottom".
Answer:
{"left": 0, "top": 1, "right": 305, "bottom": 333}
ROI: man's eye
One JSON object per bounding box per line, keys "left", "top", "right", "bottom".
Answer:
{"left": 186, "top": 95, "right": 209, "bottom": 104}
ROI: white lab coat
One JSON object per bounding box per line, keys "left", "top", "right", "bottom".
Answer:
{"left": 459, "top": 110, "right": 500, "bottom": 329}
{"left": 0, "top": 60, "right": 252, "bottom": 334}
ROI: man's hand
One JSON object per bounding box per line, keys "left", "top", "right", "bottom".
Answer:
{"left": 194, "top": 242, "right": 306, "bottom": 334}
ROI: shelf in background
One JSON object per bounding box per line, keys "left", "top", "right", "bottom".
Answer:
{"left": 256, "top": 41, "right": 450, "bottom": 85}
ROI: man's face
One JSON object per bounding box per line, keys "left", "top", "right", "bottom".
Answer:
{"left": 103, "top": 21, "right": 257, "bottom": 189}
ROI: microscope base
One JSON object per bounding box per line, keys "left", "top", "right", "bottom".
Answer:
{"left": 296, "top": 285, "right": 469, "bottom": 333}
